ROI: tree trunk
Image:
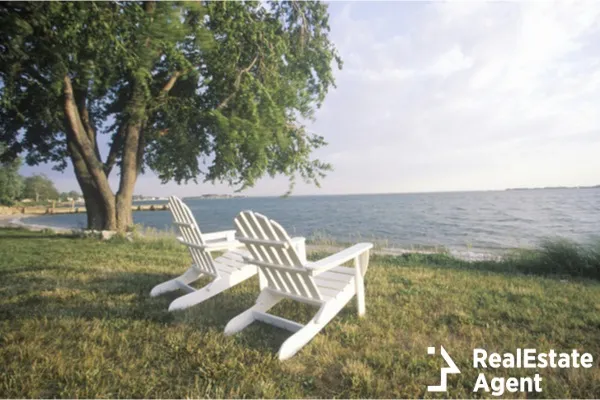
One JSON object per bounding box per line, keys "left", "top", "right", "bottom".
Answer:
{"left": 64, "top": 76, "right": 145, "bottom": 232}
{"left": 115, "top": 192, "right": 134, "bottom": 231}
{"left": 68, "top": 139, "right": 117, "bottom": 230}
{"left": 111, "top": 1, "right": 155, "bottom": 232}
{"left": 114, "top": 64, "right": 147, "bottom": 231}
{"left": 115, "top": 122, "right": 143, "bottom": 231}
{"left": 80, "top": 180, "right": 111, "bottom": 230}
{"left": 64, "top": 75, "right": 118, "bottom": 231}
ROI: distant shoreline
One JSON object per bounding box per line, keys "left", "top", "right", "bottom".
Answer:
{"left": 189, "top": 187, "right": 600, "bottom": 198}
{"left": 184, "top": 195, "right": 248, "bottom": 200}
{"left": 125, "top": 187, "right": 600, "bottom": 199}
{"left": 506, "top": 185, "right": 600, "bottom": 191}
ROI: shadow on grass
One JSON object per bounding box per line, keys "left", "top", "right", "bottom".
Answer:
{"left": 1, "top": 264, "right": 84, "bottom": 276}
{"left": 0, "top": 264, "right": 361, "bottom": 357}
{"left": 0, "top": 268, "right": 182, "bottom": 323}
{"left": 0, "top": 233, "right": 83, "bottom": 241}
{"left": 0, "top": 228, "right": 82, "bottom": 241}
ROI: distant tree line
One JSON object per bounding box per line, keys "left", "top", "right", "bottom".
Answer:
{"left": 0, "top": 146, "right": 80, "bottom": 206}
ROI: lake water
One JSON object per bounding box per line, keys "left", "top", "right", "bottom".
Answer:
{"left": 23, "top": 189, "right": 600, "bottom": 254}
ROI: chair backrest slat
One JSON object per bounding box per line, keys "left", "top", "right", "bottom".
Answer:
{"left": 235, "top": 211, "right": 321, "bottom": 301}
{"left": 168, "top": 196, "right": 218, "bottom": 277}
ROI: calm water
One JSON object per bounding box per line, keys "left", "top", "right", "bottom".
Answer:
{"left": 24, "top": 189, "right": 600, "bottom": 253}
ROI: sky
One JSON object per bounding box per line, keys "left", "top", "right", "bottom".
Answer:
{"left": 21, "top": 1, "right": 600, "bottom": 196}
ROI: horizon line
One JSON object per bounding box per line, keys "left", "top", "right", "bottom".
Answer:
{"left": 173, "top": 185, "right": 600, "bottom": 199}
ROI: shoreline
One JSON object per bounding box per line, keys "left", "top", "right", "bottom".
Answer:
{"left": 0, "top": 214, "right": 75, "bottom": 233}
{"left": 2, "top": 214, "right": 505, "bottom": 261}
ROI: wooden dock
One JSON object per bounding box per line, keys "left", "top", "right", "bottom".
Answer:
{"left": 12, "top": 203, "right": 169, "bottom": 216}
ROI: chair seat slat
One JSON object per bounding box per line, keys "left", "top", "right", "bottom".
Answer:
{"left": 237, "top": 237, "right": 290, "bottom": 249}
{"left": 265, "top": 287, "right": 324, "bottom": 306}
{"left": 243, "top": 257, "right": 304, "bottom": 272}
{"left": 314, "top": 275, "right": 353, "bottom": 291}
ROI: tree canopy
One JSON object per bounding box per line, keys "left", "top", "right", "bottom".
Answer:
{"left": 0, "top": 1, "right": 341, "bottom": 230}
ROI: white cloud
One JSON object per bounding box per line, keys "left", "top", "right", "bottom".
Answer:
{"left": 294, "top": 0, "right": 600, "bottom": 195}
{"left": 426, "top": 45, "right": 473, "bottom": 77}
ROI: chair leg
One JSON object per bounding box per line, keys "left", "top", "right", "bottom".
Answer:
{"left": 150, "top": 266, "right": 203, "bottom": 297}
{"left": 354, "top": 256, "right": 366, "bottom": 317}
{"left": 359, "top": 249, "right": 370, "bottom": 276}
{"left": 168, "top": 278, "right": 226, "bottom": 311}
{"left": 278, "top": 300, "right": 347, "bottom": 361}
{"left": 224, "top": 290, "right": 283, "bottom": 336}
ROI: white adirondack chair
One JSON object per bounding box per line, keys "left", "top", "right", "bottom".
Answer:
{"left": 224, "top": 210, "right": 373, "bottom": 360}
{"left": 150, "top": 196, "right": 257, "bottom": 311}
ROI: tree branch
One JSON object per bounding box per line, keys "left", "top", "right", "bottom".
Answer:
{"left": 149, "top": 70, "right": 183, "bottom": 112}
{"left": 74, "top": 87, "right": 102, "bottom": 162}
{"left": 216, "top": 56, "right": 258, "bottom": 110}
{"left": 291, "top": 1, "right": 308, "bottom": 49}
{"left": 161, "top": 71, "right": 182, "bottom": 95}
{"left": 104, "top": 125, "right": 125, "bottom": 176}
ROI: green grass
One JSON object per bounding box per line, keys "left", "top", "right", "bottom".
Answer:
{"left": 0, "top": 228, "right": 599, "bottom": 398}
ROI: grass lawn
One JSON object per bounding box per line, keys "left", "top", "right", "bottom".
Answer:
{"left": 1, "top": 228, "right": 599, "bottom": 398}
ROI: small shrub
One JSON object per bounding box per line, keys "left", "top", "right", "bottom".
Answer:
{"left": 392, "top": 252, "right": 464, "bottom": 267}
{"left": 382, "top": 238, "right": 600, "bottom": 282}
{"left": 0, "top": 198, "right": 16, "bottom": 206}
{"left": 492, "top": 238, "right": 600, "bottom": 281}
{"left": 527, "top": 238, "right": 599, "bottom": 280}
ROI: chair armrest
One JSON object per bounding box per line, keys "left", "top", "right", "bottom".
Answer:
{"left": 306, "top": 242, "right": 373, "bottom": 276}
{"left": 202, "top": 229, "right": 236, "bottom": 242}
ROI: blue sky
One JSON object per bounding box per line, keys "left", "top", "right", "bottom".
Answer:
{"left": 22, "top": 1, "right": 600, "bottom": 196}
